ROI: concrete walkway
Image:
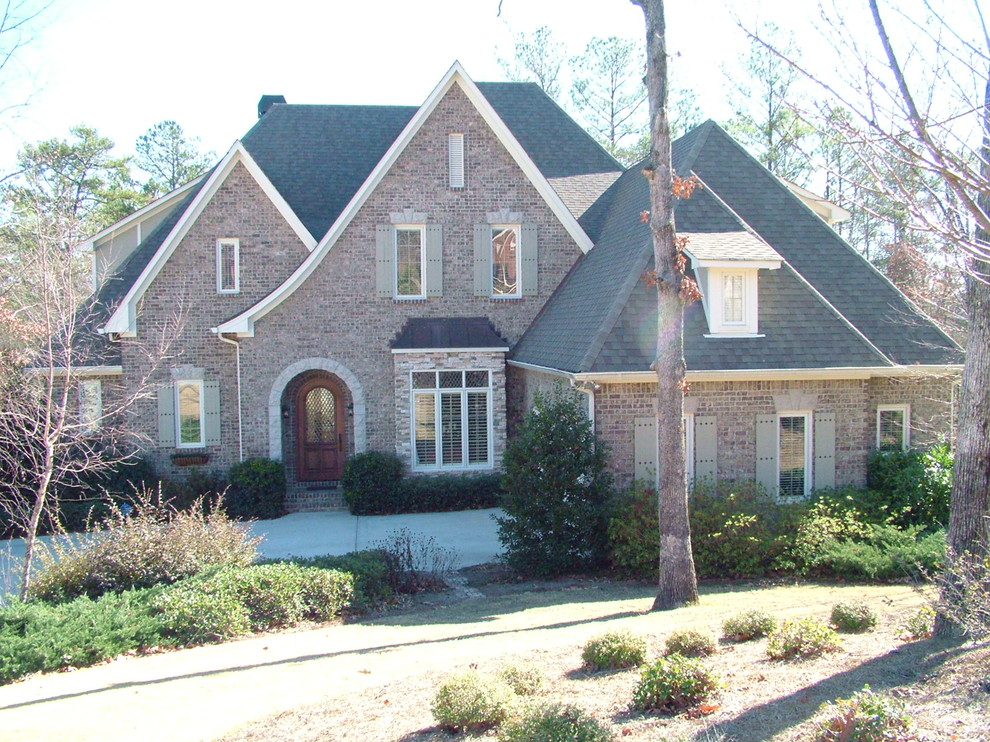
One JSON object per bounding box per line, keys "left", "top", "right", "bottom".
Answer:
{"left": 0, "top": 508, "right": 504, "bottom": 600}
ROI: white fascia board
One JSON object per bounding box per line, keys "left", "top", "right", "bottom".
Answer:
{"left": 688, "top": 257, "right": 781, "bottom": 270}
{"left": 77, "top": 177, "right": 206, "bottom": 252}
{"left": 505, "top": 360, "right": 576, "bottom": 379}
{"left": 392, "top": 347, "right": 510, "bottom": 354}
{"left": 216, "top": 62, "right": 594, "bottom": 337}
{"left": 573, "top": 364, "right": 962, "bottom": 384}
{"left": 102, "top": 143, "right": 315, "bottom": 335}
{"left": 26, "top": 365, "right": 124, "bottom": 377}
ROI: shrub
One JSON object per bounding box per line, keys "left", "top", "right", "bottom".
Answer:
{"left": 396, "top": 472, "right": 503, "bottom": 513}
{"left": 766, "top": 618, "right": 842, "bottom": 660}
{"left": 866, "top": 444, "right": 952, "bottom": 530}
{"left": 814, "top": 686, "right": 918, "bottom": 741}
{"left": 831, "top": 601, "right": 878, "bottom": 633}
{"left": 497, "top": 390, "right": 613, "bottom": 577}
{"left": 287, "top": 550, "right": 396, "bottom": 608}
{"left": 722, "top": 610, "right": 778, "bottom": 642}
{"left": 632, "top": 654, "right": 721, "bottom": 714}
{"left": 497, "top": 662, "right": 546, "bottom": 696}
{"left": 374, "top": 528, "right": 457, "bottom": 593}
{"left": 152, "top": 581, "right": 250, "bottom": 644}
{"left": 936, "top": 548, "right": 990, "bottom": 640}
{"left": 341, "top": 451, "right": 404, "bottom": 515}
{"left": 582, "top": 629, "right": 648, "bottom": 671}
{"left": 0, "top": 590, "right": 163, "bottom": 684}
{"left": 785, "top": 498, "right": 872, "bottom": 574}
{"left": 899, "top": 605, "right": 936, "bottom": 640}
{"left": 664, "top": 629, "right": 717, "bottom": 658}
{"left": 225, "top": 458, "right": 285, "bottom": 520}
{"left": 817, "top": 525, "right": 945, "bottom": 581}
{"left": 607, "top": 480, "right": 661, "bottom": 579}
{"left": 27, "top": 497, "right": 259, "bottom": 603}
{"left": 431, "top": 670, "right": 514, "bottom": 732}
{"left": 499, "top": 703, "right": 615, "bottom": 742}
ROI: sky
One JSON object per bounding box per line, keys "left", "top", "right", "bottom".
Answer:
{"left": 0, "top": 0, "right": 773, "bottom": 173}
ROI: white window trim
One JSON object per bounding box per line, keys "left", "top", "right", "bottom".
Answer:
{"left": 777, "top": 411, "right": 812, "bottom": 497}
{"left": 79, "top": 379, "right": 103, "bottom": 431}
{"left": 448, "top": 133, "right": 465, "bottom": 189}
{"left": 393, "top": 225, "right": 426, "bottom": 300}
{"left": 708, "top": 267, "right": 759, "bottom": 334}
{"left": 216, "top": 238, "right": 240, "bottom": 294}
{"left": 175, "top": 379, "right": 206, "bottom": 449}
{"left": 490, "top": 224, "right": 521, "bottom": 299}
{"left": 683, "top": 413, "right": 695, "bottom": 483}
{"left": 410, "top": 370, "right": 494, "bottom": 472}
{"left": 877, "top": 404, "right": 911, "bottom": 451}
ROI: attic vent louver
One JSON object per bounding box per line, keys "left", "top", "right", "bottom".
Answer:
{"left": 258, "top": 95, "right": 287, "bottom": 118}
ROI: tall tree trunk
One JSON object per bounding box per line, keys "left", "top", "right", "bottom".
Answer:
{"left": 633, "top": 0, "right": 699, "bottom": 610}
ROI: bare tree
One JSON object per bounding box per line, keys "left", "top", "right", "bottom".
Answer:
{"left": 0, "top": 0, "right": 49, "bottom": 121}
{"left": 497, "top": 25, "right": 566, "bottom": 102}
{"left": 631, "top": 0, "right": 700, "bottom": 610}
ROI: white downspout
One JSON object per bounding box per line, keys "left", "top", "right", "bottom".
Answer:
{"left": 571, "top": 380, "right": 597, "bottom": 431}
{"left": 216, "top": 332, "right": 244, "bottom": 463}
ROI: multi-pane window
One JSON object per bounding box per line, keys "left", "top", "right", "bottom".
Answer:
{"left": 778, "top": 414, "right": 810, "bottom": 497}
{"left": 877, "top": 405, "right": 910, "bottom": 451}
{"left": 412, "top": 370, "right": 491, "bottom": 470}
{"left": 79, "top": 380, "right": 102, "bottom": 431}
{"left": 176, "top": 380, "right": 205, "bottom": 448}
{"left": 395, "top": 227, "right": 424, "bottom": 297}
{"left": 491, "top": 227, "right": 518, "bottom": 296}
{"left": 216, "top": 238, "right": 239, "bottom": 294}
{"left": 723, "top": 273, "right": 744, "bottom": 323}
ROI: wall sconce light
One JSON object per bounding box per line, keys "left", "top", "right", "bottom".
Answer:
{"left": 346, "top": 402, "right": 354, "bottom": 418}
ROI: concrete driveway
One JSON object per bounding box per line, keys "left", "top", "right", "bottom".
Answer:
{"left": 0, "top": 508, "right": 504, "bottom": 600}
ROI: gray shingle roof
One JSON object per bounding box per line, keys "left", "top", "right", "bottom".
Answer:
{"left": 391, "top": 317, "right": 509, "bottom": 350}
{"left": 683, "top": 231, "right": 781, "bottom": 263}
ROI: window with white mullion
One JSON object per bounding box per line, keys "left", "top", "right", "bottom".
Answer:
{"left": 440, "top": 392, "right": 463, "bottom": 466}
{"left": 410, "top": 370, "right": 492, "bottom": 471}
{"left": 467, "top": 392, "right": 489, "bottom": 464}
{"left": 722, "top": 273, "right": 744, "bottom": 324}
{"left": 491, "top": 226, "right": 519, "bottom": 297}
{"left": 877, "top": 404, "right": 910, "bottom": 451}
{"left": 414, "top": 393, "right": 437, "bottom": 466}
{"left": 176, "top": 380, "right": 205, "bottom": 448}
{"left": 216, "top": 239, "right": 240, "bottom": 294}
{"left": 394, "top": 227, "right": 424, "bottom": 298}
{"left": 778, "top": 413, "right": 811, "bottom": 497}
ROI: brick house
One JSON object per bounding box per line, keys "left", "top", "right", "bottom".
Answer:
{"left": 78, "top": 63, "right": 961, "bottom": 510}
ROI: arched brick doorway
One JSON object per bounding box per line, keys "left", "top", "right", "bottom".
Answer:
{"left": 295, "top": 375, "right": 347, "bottom": 481}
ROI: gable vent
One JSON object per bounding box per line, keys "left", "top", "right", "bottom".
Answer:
{"left": 258, "top": 95, "right": 286, "bottom": 118}
{"left": 448, "top": 133, "right": 464, "bottom": 189}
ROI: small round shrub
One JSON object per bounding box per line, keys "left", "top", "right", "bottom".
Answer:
{"left": 341, "top": 451, "right": 404, "bottom": 515}
{"left": 582, "top": 629, "right": 648, "bottom": 671}
{"left": 831, "top": 601, "right": 878, "bottom": 633}
{"left": 664, "top": 629, "right": 717, "bottom": 658}
{"left": 431, "top": 670, "right": 515, "bottom": 732}
{"left": 225, "top": 458, "right": 285, "bottom": 520}
{"left": 767, "top": 618, "right": 842, "bottom": 660}
{"left": 722, "top": 609, "right": 778, "bottom": 642}
{"left": 499, "top": 703, "right": 615, "bottom": 742}
{"left": 899, "top": 605, "right": 935, "bottom": 640}
{"left": 814, "top": 686, "right": 918, "bottom": 741}
{"left": 632, "top": 654, "right": 721, "bottom": 714}
{"left": 497, "top": 662, "right": 546, "bottom": 696}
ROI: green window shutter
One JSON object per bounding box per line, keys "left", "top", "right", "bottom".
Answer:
{"left": 634, "top": 416, "right": 657, "bottom": 485}
{"left": 695, "top": 415, "right": 717, "bottom": 482}
{"left": 157, "top": 384, "right": 176, "bottom": 447}
{"left": 814, "top": 411, "right": 836, "bottom": 491}
{"left": 755, "top": 414, "right": 777, "bottom": 495}
{"left": 519, "top": 223, "right": 538, "bottom": 296}
{"left": 425, "top": 224, "right": 443, "bottom": 297}
{"left": 376, "top": 225, "right": 393, "bottom": 298}
{"left": 203, "top": 380, "right": 222, "bottom": 446}
{"left": 473, "top": 224, "right": 491, "bottom": 296}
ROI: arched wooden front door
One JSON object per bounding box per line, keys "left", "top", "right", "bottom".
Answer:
{"left": 295, "top": 377, "right": 346, "bottom": 481}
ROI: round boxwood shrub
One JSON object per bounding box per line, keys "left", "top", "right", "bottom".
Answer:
{"left": 664, "top": 629, "right": 717, "bottom": 658}
{"left": 722, "top": 609, "right": 778, "bottom": 642}
{"left": 497, "top": 662, "right": 546, "bottom": 696}
{"left": 831, "top": 601, "right": 878, "bottom": 633}
{"left": 225, "top": 458, "right": 285, "bottom": 520}
{"left": 767, "top": 618, "right": 842, "bottom": 660}
{"left": 582, "top": 629, "right": 648, "bottom": 671}
{"left": 341, "top": 451, "right": 404, "bottom": 515}
{"left": 431, "top": 670, "right": 515, "bottom": 732}
{"left": 632, "top": 654, "right": 721, "bottom": 714}
{"left": 499, "top": 703, "right": 615, "bottom": 742}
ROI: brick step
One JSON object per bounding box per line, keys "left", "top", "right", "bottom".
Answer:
{"left": 284, "top": 487, "right": 347, "bottom": 512}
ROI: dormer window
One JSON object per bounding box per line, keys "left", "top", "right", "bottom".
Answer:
{"left": 706, "top": 267, "right": 759, "bottom": 335}
{"left": 722, "top": 273, "right": 745, "bottom": 324}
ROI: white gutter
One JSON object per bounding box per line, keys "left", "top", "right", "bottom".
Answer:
{"left": 571, "top": 379, "right": 597, "bottom": 430}
{"left": 573, "top": 365, "right": 963, "bottom": 384}
{"left": 216, "top": 332, "right": 244, "bottom": 463}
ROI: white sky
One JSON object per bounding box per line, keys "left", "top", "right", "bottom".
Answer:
{"left": 0, "top": 0, "right": 780, "bottom": 172}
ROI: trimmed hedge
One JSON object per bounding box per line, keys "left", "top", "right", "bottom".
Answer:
{"left": 225, "top": 458, "right": 285, "bottom": 520}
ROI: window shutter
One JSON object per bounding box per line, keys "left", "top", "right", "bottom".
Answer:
{"left": 694, "top": 415, "right": 717, "bottom": 482}
{"left": 755, "top": 414, "right": 777, "bottom": 495}
{"left": 376, "top": 225, "right": 393, "bottom": 298}
{"left": 634, "top": 417, "right": 658, "bottom": 486}
{"left": 814, "top": 411, "right": 836, "bottom": 490}
{"left": 519, "top": 223, "right": 538, "bottom": 296}
{"left": 157, "top": 384, "right": 176, "bottom": 447}
{"left": 202, "top": 380, "right": 222, "bottom": 446}
{"left": 425, "top": 224, "right": 443, "bottom": 297}
{"left": 473, "top": 224, "right": 490, "bottom": 296}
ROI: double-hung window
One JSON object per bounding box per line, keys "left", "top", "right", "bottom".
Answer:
{"left": 778, "top": 413, "right": 811, "bottom": 497}
{"left": 216, "top": 238, "right": 240, "bottom": 294}
{"left": 176, "top": 380, "right": 205, "bottom": 448}
{"left": 394, "top": 227, "right": 425, "bottom": 298}
{"left": 722, "top": 273, "right": 745, "bottom": 324}
{"left": 411, "top": 370, "right": 492, "bottom": 470}
{"left": 491, "top": 226, "right": 519, "bottom": 297}
{"left": 877, "top": 404, "right": 910, "bottom": 451}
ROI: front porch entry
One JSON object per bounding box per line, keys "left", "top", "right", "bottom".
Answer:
{"left": 295, "top": 375, "right": 346, "bottom": 482}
